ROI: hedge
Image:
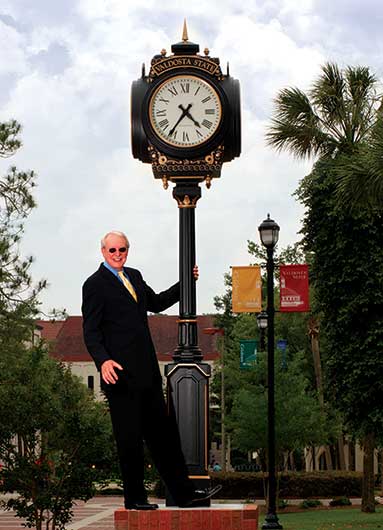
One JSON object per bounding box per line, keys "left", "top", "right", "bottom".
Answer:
{"left": 208, "top": 471, "right": 363, "bottom": 499}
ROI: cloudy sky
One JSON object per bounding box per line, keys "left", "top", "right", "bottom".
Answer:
{"left": 1, "top": 0, "right": 382, "bottom": 316}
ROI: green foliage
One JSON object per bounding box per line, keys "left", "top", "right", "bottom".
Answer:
{"left": 299, "top": 499, "right": 323, "bottom": 509}
{"left": 209, "top": 471, "right": 363, "bottom": 499}
{"left": 329, "top": 496, "right": 352, "bottom": 507}
{"left": 0, "top": 120, "right": 109, "bottom": 530}
{"left": 228, "top": 349, "right": 336, "bottom": 459}
{"left": 276, "top": 507, "right": 383, "bottom": 530}
{"left": 0, "top": 347, "right": 116, "bottom": 530}
{"left": 267, "top": 62, "right": 383, "bottom": 510}
{"left": 0, "top": 120, "right": 47, "bottom": 336}
{"left": 267, "top": 62, "right": 383, "bottom": 209}
{"left": 296, "top": 161, "right": 383, "bottom": 443}
{"left": 212, "top": 240, "right": 335, "bottom": 464}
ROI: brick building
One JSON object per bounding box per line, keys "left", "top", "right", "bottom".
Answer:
{"left": 37, "top": 315, "right": 220, "bottom": 400}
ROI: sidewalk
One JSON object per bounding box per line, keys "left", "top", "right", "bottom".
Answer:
{"left": 0, "top": 496, "right": 364, "bottom": 530}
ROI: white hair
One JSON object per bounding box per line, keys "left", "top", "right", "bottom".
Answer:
{"left": 101, "top": 231, "right": 130, "bottom": 248}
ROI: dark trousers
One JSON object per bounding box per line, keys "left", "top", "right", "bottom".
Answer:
{"left": 105, "top": 383, "right": 194, "bottom": 505}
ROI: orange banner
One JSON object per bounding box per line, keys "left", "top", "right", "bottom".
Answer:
{"left": 232, "top": 266, "right": 262, "bottom": 313}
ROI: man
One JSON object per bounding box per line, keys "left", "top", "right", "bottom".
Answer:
{"left": 82, "top": 231, "right": 219, "bottom": 509}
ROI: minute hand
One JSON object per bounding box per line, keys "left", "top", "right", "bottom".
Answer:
{"left": 169, "top": 104, "right": 192, "bottom": 135}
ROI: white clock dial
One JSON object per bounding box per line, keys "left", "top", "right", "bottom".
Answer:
{"left": 149, "top": 75, "right": 222, "bottom": 148}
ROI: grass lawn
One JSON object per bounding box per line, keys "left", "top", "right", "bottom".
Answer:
{"left": 260, "top": 507, "right": 383, "bottom": 530}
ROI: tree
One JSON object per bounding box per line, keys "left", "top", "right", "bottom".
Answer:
{"left": 266, "top": 62, "right": 383, "bottom": 209}
{"left": 0, "top": 346, "right": 116, "bottom": 530}
{"left": 212, "top": 241, "right": 339, "bottom": 474}
{"left": 0, "top": 120, "right": 116, "bottom": 529}
{"left": 267, "top": 63, "right": 383, "bottom": 511}
{"left": 0, "top": 120, "right": 46, "bottom": 346}
{"left": 228, "top": 349, "right": 336, "bottom": 470}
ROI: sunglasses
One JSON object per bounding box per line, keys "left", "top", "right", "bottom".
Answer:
{"left": 108, "top": 247, "right": 128, "bottom": 254}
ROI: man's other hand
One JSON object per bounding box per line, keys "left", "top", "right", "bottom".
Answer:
{"left": 101, "top": 359, "right": 123, "bottom": 384}
{"left": 193, "top": 265, "right": 199, "bottom": 280}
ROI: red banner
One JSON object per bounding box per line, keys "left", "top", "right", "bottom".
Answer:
{"left": 280, "top": 264, "right": 310, "bottom": 312}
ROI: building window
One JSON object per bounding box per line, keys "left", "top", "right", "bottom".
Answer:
{"left": 88, "top": 375, "right": 94, "bottom": 391}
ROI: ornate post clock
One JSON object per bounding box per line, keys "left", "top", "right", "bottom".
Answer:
{"left": 131, "top": 22, "right": 241, "bottom": 505}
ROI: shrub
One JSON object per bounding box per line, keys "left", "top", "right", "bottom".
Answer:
{"left": 278, "top": 499, "right": 289, "bottom": 509}
{"left": 299, "top": 498, "right": 323, "bottom": 509}
{"left": 329, "top": 496, "right": 352, "bottom": 506}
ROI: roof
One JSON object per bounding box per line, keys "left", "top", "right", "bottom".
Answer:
{"left": 36, "top": 320, "right": 65, "bottom": 341}
{"left": 41, "top": 315, "right": 220, "bottom": 363}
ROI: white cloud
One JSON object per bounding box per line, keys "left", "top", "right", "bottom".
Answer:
{"left": 1, "top": 0, "right": 382, "bottom": 315}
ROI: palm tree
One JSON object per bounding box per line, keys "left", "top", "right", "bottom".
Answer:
{"left": 266, "top": 62, "right": 383, "bottom": 207}
{"left": 267, "top": 63, "right": 382, "bottom": 513}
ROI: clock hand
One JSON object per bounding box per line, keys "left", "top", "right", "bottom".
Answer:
{"left": 169, "top": 104, "right": 192, "bottom": 136}
{"left": 184, "top": 109, "right": 200, "bottom": 128}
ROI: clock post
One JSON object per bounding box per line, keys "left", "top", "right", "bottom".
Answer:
{"left": 131, "top": 22, "right": 241, "bottom": 505}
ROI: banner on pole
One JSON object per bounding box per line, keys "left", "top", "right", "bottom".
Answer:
{"left": 232, "top": 266, "right": 262, "bottom": 313}
{"left": 280, "top": 264, "right": 310, "bottom": 312}
{"left": 240, "top": 339, "right": 257, "bottom": 370}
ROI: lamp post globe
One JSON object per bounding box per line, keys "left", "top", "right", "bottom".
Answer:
{"left": 256, "top": 311, "right": 268, "bottom": 330}
{"left": 258, "top": 214, "right": 280, "bottom": 249}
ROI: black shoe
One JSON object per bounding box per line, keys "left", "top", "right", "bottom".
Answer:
{"left": 179, "top": 485, "right": 222, "bottom": 507}
{"left": 124, "top": 501, "right": 159, "bottom": 510}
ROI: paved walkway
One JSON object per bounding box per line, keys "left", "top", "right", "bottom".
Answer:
{"left": 0, "top": 496, "right": 365, "bottom": 530}
{"left": 0, "top": 497, "right": 121, "bottom": 530}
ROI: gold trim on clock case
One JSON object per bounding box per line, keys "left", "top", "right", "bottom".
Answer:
{"left": 149, "top": 56, "right": 223, "bottom": 80}
{"left": 175, "top": 195, "right": 199, "bottom": 208}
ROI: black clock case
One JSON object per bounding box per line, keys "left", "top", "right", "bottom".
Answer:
{"left": 131, "top": 68, "right": 241, "bottom": 163}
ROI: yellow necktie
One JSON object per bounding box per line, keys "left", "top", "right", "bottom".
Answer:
{"left": 118, "top": 271, "right": 138, "bottom": 302}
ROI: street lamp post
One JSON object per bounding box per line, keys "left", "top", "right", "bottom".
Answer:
{"left": 258, "top": 214, "right": 282, "bottom": 530}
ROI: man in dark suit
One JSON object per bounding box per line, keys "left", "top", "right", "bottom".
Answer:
{"left": 82, "top": 231, "right": 218, "bottom": 510}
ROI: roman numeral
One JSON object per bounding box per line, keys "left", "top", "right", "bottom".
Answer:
{"left": 202, "top": 96, "right": 211, "bottom": 103}
{"left": 202, "top": 119, "right": 212, "bottom": 129}
{"left": 156, "top": 109, "right": 166, "bottom": 116}
{"left": 168, "top": 86, "right": 178, "bottom": 96}
{"left": 158, "top": 119, "right": 169, "bottom": 130}
{"left": 205, "top": 109, "right": 215, "bottom": 115}
{"left": 194, "top": 86, "right": 201, "bottom": 96}
{"left": 196, "top": 129, "right": 203, "bottom": 138}
{"left": 183, "top": 132, "right": 190, "bottom": 142}
{"left": 169, "top": 130, "right": 177, "bottom": 139}
{"left": 180, "top": 83, "right": 190, "bottom": 93}
{"left": 159, "top": 98, "right": 169, "bottom": 104}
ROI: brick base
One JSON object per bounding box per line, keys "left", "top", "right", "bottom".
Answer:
{"left": 114, "top": 505, "right": 258, "bottom": 530}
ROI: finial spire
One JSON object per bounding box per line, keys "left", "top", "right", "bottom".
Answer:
{"left": 182, "top": 19, "right": 189, "bottom": 42}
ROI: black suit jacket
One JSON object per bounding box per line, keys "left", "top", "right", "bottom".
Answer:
{"left": 82, "top": 264, "right": 180, "bottom": 390}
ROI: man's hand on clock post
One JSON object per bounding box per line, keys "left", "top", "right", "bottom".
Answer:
{"left": 101, "top": 359, "right": 123, "bottom": 384}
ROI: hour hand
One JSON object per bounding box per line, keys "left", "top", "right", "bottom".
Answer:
{"left": 185, "top": 109, "right": 200, "bottom": 127}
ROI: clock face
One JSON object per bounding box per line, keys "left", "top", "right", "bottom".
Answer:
{"left": 149, "top": 75, "right": 222, "bottom": 148}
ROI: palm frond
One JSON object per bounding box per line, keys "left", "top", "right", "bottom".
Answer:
{"left": 310, "top": 63, "right": 346, "bottom": 124}
{"left": 266, "top": 87, "right": 333, "bottom": 158}
{"left": 345, "top": 66, "right": 379, "bottom": 144}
